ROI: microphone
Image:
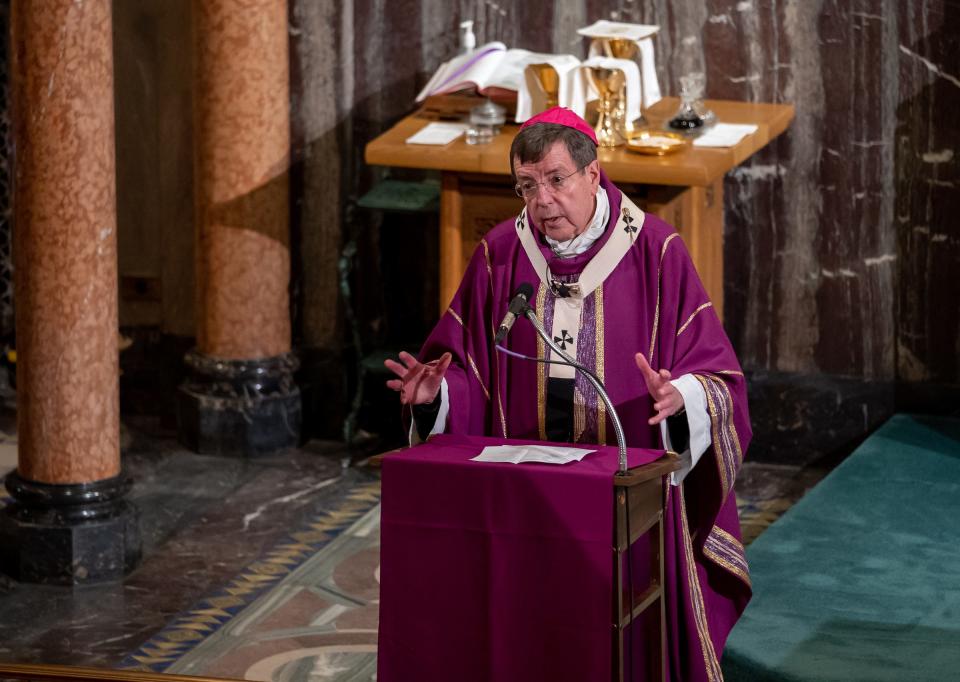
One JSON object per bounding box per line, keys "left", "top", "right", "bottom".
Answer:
{"left": 494, "top": 283, "right": 534, "bottom": 344}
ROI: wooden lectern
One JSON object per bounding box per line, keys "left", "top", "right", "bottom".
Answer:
{"left": 612, "top": 453, "right": 681, "bottom": 682}
{"left": 376, "top": 434, "right": 680, "bottom": 682}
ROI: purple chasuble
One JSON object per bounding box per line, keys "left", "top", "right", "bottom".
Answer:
{"left": 414, "top": 172, "right": 753, "bottom": 681}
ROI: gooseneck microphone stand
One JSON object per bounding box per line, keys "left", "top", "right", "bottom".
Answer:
{"left": 520, "top": 305, "right": 630, "bottom": 474}
{"left": 495, "top": 293, "right": 643, "bottom": 679}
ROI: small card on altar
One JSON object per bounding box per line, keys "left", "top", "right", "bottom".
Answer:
{"left": 472, "top": 444, "right": 596, "bottom": 465}
{"left": 692, "top": 123, "right": 759, "bottom": 148}
{"left": 405, "top": 122, "right": 469, "bottom": 145}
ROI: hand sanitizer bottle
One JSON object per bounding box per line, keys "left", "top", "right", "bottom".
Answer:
{"left": 459, "top": 20, "right": 476, "bottom": 55}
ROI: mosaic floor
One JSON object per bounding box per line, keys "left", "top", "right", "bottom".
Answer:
{"left": 118, "top": 465, "right": 820, "bottom": 681}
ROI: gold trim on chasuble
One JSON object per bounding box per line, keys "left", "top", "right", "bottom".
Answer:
{"left": 446, "top": 306, "right": 491, "bottom": 401}
{"left": 648, "top": 233, "right": 681, "bottom": 361}
{"left": 446, "top": 307, "right": 464, "bottom": 327}
{"left": 482, "top": 239, "right": 508, "bottom": 437}
{"left": 573, "top": 386, "right": 587, "bottom": 443}
{"left": 692, "top": 372, "right": 750, "bottom": 589}
{"left": 535, "top": 285, "right": 548, "bottom": 440}
{"left": 703, "top": 526, "right": 751, "bottom": 588}
{"left": 679, "top": 485, "right": 724, "bottom": 682}
{"left": 677, "top": 301, "right": 714, "bottom": 338}
{"left": 466, "top": 356, "right": 491, "bottom": 401}
{"left": 693, "top": 373, "right": 744, "bottom": 500}
{"left": 595, "top": 283, "right": 606, "bottom": 444}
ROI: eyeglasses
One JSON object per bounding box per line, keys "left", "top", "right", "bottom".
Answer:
{"left": 514, "top": 165, "right": 587, "bottom": 199}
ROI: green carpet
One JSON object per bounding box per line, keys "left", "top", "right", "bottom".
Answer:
{"left": 723, "top": 414, "right": 960, "bottom": 682}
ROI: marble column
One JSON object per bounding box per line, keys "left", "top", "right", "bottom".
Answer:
{"left": 178, "top": 0, "right": 301, "bottom": 456}
{"left": 0, "top": 0, "right": 139, "bottom": 584}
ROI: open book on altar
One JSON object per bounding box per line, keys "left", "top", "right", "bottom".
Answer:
{"left": 415, "top": 40, "right": 661, "bottom": 123}
{"left": 415, "top": 42, "right": 574, "bottom": 103}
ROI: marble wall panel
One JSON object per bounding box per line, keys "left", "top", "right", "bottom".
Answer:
{"left": 279, "top": 0, "right": 960, "bottom": 397}
{"left": 895, "top": 1, "right": 959, "bottom": 386}
{"left": 291, "top": 1, "right": 348, "bottom": 350}
{"left": 113, "top": 0, "right": 195, "bottom": 337}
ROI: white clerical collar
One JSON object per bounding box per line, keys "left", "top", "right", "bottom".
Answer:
{"left": 544, "top": 187, "right": 610, "bottom": 258}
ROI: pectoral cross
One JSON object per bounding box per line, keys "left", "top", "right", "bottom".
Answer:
{"left": 550, "top": 280, "right": 580, "bottom": 298}
{"left": 623, "top": 207, "right": 637, "bottom": 235}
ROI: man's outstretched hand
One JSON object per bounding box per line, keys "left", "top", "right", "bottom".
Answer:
{"left": 385, "top": 351, "right": 452, "bottom": 405}
{"left": 635, "top": 353, "right": 685, "bottom": 426}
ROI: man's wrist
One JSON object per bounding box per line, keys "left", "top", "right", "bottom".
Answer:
{"left": 412, "top": 389, "right": 442, "bottom": 414}
{"left": 412, "top": 389, "right": 443, "bottom": 440}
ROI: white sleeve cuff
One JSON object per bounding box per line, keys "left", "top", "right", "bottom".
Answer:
{"left": 407, "top": 378, "right": 450, "bottom": 445}
{"left": 661, "top": 373, "right": 712, "bottom": 486}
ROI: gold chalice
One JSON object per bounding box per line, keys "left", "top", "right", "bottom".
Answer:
{"left": 592, "top": 37, "right": 647, "bottom": 133}
{"left": 586, "top": 65, "right": 627, "bottom": 148}
{"left": 528, "top": 63, "right": 560, "bottom": 110}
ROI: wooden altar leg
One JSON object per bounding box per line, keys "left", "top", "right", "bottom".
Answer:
{"left": 440, "top": 173, "right": 526, "bottom": 314}
{"left": 644, "top": 179, "right": 725, "bottom": 321}
{"left": 684, "top": 177, "right": 725, "bottom": 320}
{"left": 439, "top": 172, "right": 464, "bottom": 315}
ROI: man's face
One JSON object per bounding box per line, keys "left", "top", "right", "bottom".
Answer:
{"left": 513, "top": 142, "right": 600, "bottom": 243}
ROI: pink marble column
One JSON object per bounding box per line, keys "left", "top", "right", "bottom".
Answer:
{"left": 193, "top": 0, "right": 291, "bottom": 360}
{"left": 11, "top": 0, "right": 119, "bottom": 485}
{"left": 180, "top": 0, "right": 300, "bottom": 455}
{"left": 2, "top": 0, "right": 139, "bottom": 584}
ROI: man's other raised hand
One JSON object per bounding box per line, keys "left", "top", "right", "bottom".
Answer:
{"left": 634, "top": 353, "right": 685, "bottom": 426}
{"left": 384, "top": 351, "right": 452, "bottom": 405}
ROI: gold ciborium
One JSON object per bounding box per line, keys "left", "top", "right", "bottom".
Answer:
{"left": 586, "top": 65, "right": 627, "bottom": 148}
{"left": 528, "top": 63, "right": 560, "bottom": 110}
{"left": 598, "top": 37, "right": 638, "bottom": 59}
{"left": 591, "top": 37, "right": 647, "bottom": 133}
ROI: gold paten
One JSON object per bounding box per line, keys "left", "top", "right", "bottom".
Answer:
{"left": 625, "top": 129, "right": 690, "bottom": 156}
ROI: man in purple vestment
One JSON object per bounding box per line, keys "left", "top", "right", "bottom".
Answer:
{"left": 385, "top": 107, "right": 752, "bottom": 682}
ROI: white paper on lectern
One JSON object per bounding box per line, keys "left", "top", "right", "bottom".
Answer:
{"left": 471, "top": 445, "right": 596, "bottom": 464}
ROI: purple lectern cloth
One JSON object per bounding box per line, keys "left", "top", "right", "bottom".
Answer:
{"left": 378, "top": 433, "right": 664, "bottom": 682}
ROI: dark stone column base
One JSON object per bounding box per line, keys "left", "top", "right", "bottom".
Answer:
{"left": 177, "top": 350, "right": 301, "bottom": 456}
{"left": 0, "top": 471, "right": 141, "bottom": 585}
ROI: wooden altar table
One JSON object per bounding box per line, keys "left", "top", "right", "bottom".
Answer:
{"left": 364, "top": 97, "right": 794, "bottom": 321}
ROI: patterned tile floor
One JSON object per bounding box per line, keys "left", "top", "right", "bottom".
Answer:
{"left": 736, "top": 461, "right": 829, "bottom": 545}
{"left": 117, "top": 460, "right": 827, "bottom": 681}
